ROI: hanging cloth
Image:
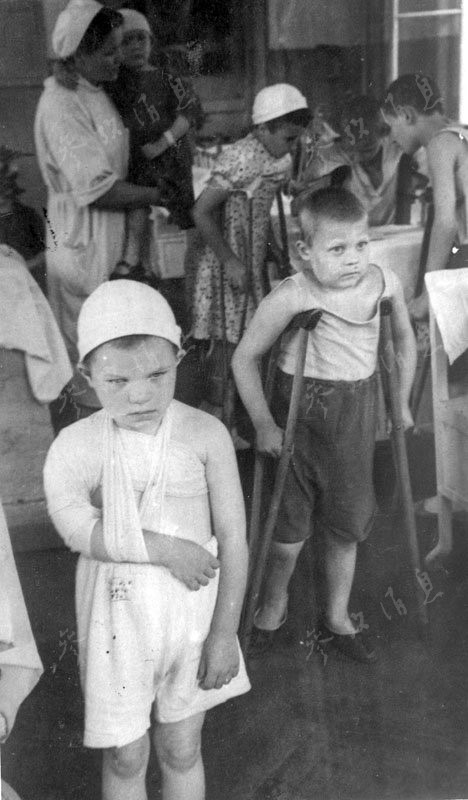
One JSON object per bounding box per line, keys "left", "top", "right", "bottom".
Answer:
{"left": 101, "top": 404, "right": 175, "bottom": 563}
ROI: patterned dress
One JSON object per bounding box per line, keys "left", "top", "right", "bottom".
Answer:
{"left": 191, "top": 133, "right": 291, "bottom": 343}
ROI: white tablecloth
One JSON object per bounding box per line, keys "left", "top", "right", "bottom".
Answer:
{"left": 369, "top": 225, "right": 424, "bottom": 303}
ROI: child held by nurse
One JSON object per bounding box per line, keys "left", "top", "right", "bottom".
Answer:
{"left": 232, "top": 187, "right": 416, "bottom": 662}
{"left": 44, "top": 280, "right": 250, "bottom": 800}
{"left": 107, "top": 9, "right": 198, "bottom": 279}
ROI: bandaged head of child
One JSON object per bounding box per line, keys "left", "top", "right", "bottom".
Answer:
{"left": 77, "top": 280, "right": 183, "bottom": 430}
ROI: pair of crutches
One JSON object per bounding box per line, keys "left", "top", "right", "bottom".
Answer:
{"left": 240, "top": 299, "right": 428, "bottom": 654}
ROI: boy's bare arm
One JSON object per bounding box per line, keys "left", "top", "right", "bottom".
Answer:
{"left": 389, "top": 276, "right": 417, "bottom": 428}
{"left": 191, "top": 184, "right": 245, "bottom": 289}
{"left": 232, "top": 283, "right": 298, "bottom": 456}
{"left": 197, "top": 418, "right": 248, "bottom": 690}
{"left": 409, "top": 134, "right": 460, "bottom": 319}
{"left": 425, "top": 134, "right": 459, "bottom": 274}
{"left": 90, "top": 519, "right": 219, "bottom": 591}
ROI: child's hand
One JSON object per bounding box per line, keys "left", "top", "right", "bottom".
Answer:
{"left": 401, "top": 403, "right": 414, "bottom": 430}
{"left": 142, "top": 138, "right": 168, "bottom": 160}
{"left": 408, "top": 291, "right": 429, "bottom": 321}
{"left": 197, "top": 632, "right": 239, "bottom": 690}
{"left": 255, "top": 422, "right": 284, "bottom": 458}
{"left": 224, "top": 255, "right": 246, "bottom": 290}
{"left": 386, "top": 404, "right": 414, "bottom": 435}
{"left": 166, "top": 538, "right": 220, "bottom": 591}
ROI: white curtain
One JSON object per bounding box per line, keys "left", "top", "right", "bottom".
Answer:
{"left": 268, "top": 0, "right": 366, "bottom": 50}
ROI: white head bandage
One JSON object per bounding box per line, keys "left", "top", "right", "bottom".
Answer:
{"left": 119, "top": 8, "right": 152, "bottom": 36}
{"left": 78, "top": 280, "right": 182, "bottom": 362}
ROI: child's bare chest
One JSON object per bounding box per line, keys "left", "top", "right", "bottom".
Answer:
{"left": 309, "top": 269, "right": 383, "bottom": 322}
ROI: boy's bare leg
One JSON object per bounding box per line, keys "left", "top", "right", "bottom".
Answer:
{"left": 254, "top": 540, "right": 304, "bottom": 630}
{"left": 323, "top": 536, "right": 357, "bottom": 635}
{"left": 102, "top": 732, "right": 150, "bottom": 800}
{"left": 118, "top": 208, "right": 148, "bottom": 270}
{"left": 154, "top": 712, "right": 206, "bottom": 800}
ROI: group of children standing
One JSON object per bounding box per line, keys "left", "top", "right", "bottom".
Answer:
{"left": 36, "top": 7, "right": 468, "bottom": 795}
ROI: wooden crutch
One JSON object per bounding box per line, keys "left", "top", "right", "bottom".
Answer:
{"left": 379, "top": 298, "right": 429, "bottom": 632}
{"left": 275, "top": 188, "right": 293, "bottom": 280}
{"left": 240, "top": 309, "right": 322, "bottom": 653}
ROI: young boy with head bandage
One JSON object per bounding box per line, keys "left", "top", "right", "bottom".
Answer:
{"left": 44, "top": 279, "right": 250, "bottom": 800}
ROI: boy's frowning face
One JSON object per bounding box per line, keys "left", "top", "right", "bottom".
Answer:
{"left": 85, "top": 336, "right": 179, "bottom": 434}
{"left": 297, "top": 213, "right": 370, "bottom": 289}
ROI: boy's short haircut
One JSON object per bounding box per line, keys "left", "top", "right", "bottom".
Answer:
{"left": 265, "top": 108, "right": 311, "bottom": 132}
{"left": 339, "top": 94, "right": 390, "bottom": 140}
{"left": 296, "top": 186, "right": 366, "bottom": 235}
{"left": 382, "top": 73, "right": 444, "bottom": 117}
{"left": 81, "top": 333, "right": 177, "bottom": 371}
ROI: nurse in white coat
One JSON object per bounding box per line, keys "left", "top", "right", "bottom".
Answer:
{"left": 35, "top": 0, "right": 164, "bottom": 423}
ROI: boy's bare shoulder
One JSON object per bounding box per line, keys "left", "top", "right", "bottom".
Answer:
{"left": 52, "top": 410, "right": 103, "bottom": 448}
{"left": 426, "top": 130, "right": 461, "bottom": 165}
{"left": 268, "top": 273, "right": 310, "bottom": 311}
{"left": 171, "top": 401, "right": 232, "bottom": 454}
{"left": 372, "top": 262, "right": 404, "bottom": 298}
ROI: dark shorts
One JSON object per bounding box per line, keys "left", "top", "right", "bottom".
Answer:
{"left": 272, "top": 371, "right": 378, "bottom": 544}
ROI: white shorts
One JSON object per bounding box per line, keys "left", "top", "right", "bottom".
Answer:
{"left": 75, "top": 538, "right": 251, "bottom": 749}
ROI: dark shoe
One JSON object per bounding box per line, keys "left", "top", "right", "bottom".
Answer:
{"left": 247, "top": 603, "right": 288, "bottom": 658}
{"left": 319, "top": 623, "right": 378, "bottom": 664}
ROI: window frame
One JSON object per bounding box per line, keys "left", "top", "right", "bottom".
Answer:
{"left": 389, "top": 0, "right": 468, "bottom": 121}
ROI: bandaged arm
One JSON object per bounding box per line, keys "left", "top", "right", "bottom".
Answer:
{"left": 43, "top": 433, "right": 218, "bottom": 581}
{"left": 43, "top": 435, "right": 170, "bottom": 563}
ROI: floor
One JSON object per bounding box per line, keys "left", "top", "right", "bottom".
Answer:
{"left": 4, "top": 281, "right": 468, "bottom": 800}
{"left": 4, "top": 429, "right": 468, "bottom": 800}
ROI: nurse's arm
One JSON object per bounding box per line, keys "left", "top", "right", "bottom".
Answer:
{"left": 92, "top": 180, "right": 163, "bottom": 210}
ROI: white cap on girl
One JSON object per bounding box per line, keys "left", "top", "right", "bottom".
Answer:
{"left": 252, "top": 83, "right": 308, "bottom": 125}
{"left": 52, "top": 0, "right": 104, "bottom": 59}
{"left": 77, "top": 280, "right": 182, "bottom": 362}
{"left": 119, "top": 8, "right": 151, "bottom": 35}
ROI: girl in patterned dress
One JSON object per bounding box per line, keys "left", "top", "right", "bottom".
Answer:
{"left": 189, "top": 84, "right": 310, "bottom": 436}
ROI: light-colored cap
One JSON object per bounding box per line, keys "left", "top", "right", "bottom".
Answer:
{"left": 252, "top": 83, "right": 308, "bottom": 125}
{"left": 77, "top": 280, "right": 182, "bottom": 361}
{"left": 119, "top": 8, "right": 151, "bottom": 35}
{"left": 52, "top": 0, "right": 104, "bottom": 59}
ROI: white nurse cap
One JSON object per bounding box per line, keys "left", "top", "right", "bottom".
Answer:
{"left": 52, "top": 0, "right": 104, "bottom": 59}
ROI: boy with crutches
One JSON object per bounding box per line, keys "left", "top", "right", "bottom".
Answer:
{"left": 233, "top": 187, "right": 416, "bottom": 662}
